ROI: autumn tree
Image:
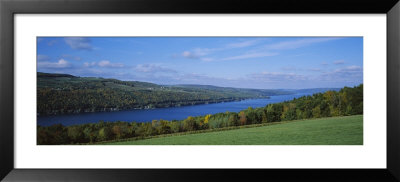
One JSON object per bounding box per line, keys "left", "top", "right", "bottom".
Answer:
{"left": 239, "top": 111, "right": 247, "bottom": 125}
{"left": 98, "top": 127, "right": 112, "bottom": 141}
{"left": 183, "top": 116, "right": 197, "bottom": 131}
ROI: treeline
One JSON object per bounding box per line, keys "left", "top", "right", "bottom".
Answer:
{"left": 37, "top": 84, "right": 363, "bottom": 145}
{"left": 37, "top": 88, "right": 247, "bottom": 114}
{"left": 37, "top": 72, "right": 280, "bottom": 115}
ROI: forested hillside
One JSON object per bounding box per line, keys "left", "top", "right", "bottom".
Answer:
{"left": 37, "top": 72, "right": 291, "bottom": 115}
{"left": 37, "top": 84, "right": 362, "bottom": 145}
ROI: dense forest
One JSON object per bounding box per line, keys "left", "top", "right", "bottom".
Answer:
{"left": 37, "top": 72, "right": 295, "bottom": 115}
{"left": 37, "top": 84, "right": 363, "bottom": 145}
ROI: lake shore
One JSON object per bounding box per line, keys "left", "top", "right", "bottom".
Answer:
{"left": 37, "top": 92, "right": 313, "bottom": 126}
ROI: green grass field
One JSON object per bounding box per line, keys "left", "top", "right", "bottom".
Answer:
{"left": 104, "top": 115, "right": 363, "bottom": 145}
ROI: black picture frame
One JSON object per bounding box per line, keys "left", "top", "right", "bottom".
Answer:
{"left": 1, "top": 0, "right": 399, "bottom": 181}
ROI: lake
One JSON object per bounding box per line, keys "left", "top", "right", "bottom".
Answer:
{"left": 37, "top": 92, "right": 314, "bottom": 126}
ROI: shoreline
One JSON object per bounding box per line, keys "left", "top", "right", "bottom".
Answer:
{"left": 36, "top": 94, "right": 272, "bottom": 118}
{"left": 37, "top": 96, "right": 272, "bottom": 117}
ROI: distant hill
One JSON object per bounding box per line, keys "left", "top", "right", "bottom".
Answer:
{"left": 173, "top": 84, "right": 293, "bottom": 97}
{"left": 176, "top": 84, "right": 341, "bottom": 95}
{"left": 37, "top": 72, "right": 77, "bottom": 78}
{"left": 290, "top": 88, "right": 341, "bottom": 94}
{"left": 37, "top": 72, "right": 285, "bottom": 115}
{"left": 37, "top": 72, "right": 342, "bottom": 116}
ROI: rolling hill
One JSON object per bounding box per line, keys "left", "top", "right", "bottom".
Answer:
{"left": 37, "top": 72, "right": 290, "bottom": 115}
{"left": 104, "top": 115, "right": 363, "bottom": 145}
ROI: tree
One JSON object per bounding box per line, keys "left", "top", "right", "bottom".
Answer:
{"left": 98, "top": 127, "right": 112, "bottom": 141}
{"left": 261, "top": 108, "right": 268, "bottom": 123}
{"left": 183, "top": 116, "right": 197, "bottom": 131}
{"left": 266, "top": 104, "right": 282, "bottom": 122}
{"left": 67, "top": 126, "right": 84, "bottom": 143}
{"left": 170, "top": 121, "right": 182, "bottom": 133}
{"left": 312, "top": 106, "right": 321, "bottom": 118}
{"left": 228, "top": 113, "right": 239, "bottom": 126}
{"left": 239, "top": 111, "right": 247, "bottom": 125}
{"left": 204, "top": 114, "right": 211, "bottom": 124}
{"left": 112, "top": 125, "right": 122, "bottom": 139}
{"left": 282, "top": 103, "right": 296, "bottom": 121}
{"left": 158, "top": 120, "right": 172, "bottom": 134}
{"left": 83, "top": 126, "right": 96, "bottom": 143}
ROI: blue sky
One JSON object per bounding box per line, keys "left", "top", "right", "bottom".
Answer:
{"left": 37, "top": 37, "right": 363, "bottom": 89}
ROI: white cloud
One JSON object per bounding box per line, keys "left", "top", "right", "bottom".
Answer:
{"left": 179, "top": 40, "right": 263, "bottom": 60}
{"left": 83, "top": 62, "right": 97, "bottom": 67}
{"left": 181, "top": 48, "right": 220, "bottom": 59}
{"left": 134, "top": 64, "right": 177, "bottom": 73}
{"left": 332, "top": 65, "right": 362, "bottom": 74}
{"left": 182, "top": 51, "right": 198, "bottom": 59}
{"left": 226, "top": 40, "right": 259, "bottom": 48}
{"left": 346, "top": 65, "right": 362, "bottom": 70}
{"left": 220, "top": 52, "right": 278, "bottom": 61}
{"left": 98, "top": 60, "right": 124, "bottom": 68}
{"left": 38, "top": 59, "right": 71, "bottom": 69}
{"left": 193, "top": 48, "right": 216, "bottom": 56}
{"left": 318, "top": 65, "right": 363, "bottom": 82}
{"left": 249, "top": 71, "right": 307, "bottom": 82}
{"left": 64, "top": 37, "right": 93, "bottom": 50}
{"left": 179, "top": 38, "right": 335, "bottom": 62}
{"left": 181, "top": 49, "right": 277, "bottom": 62}
{"left": 264, "top": 38, "right": 340, "bottom": 50}
{"left": 83, "top": 60, "right": 124, "bottom": 68}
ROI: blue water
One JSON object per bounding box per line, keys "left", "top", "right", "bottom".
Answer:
{"left": 37, "top": 92, "right": 313, "bottom": 126}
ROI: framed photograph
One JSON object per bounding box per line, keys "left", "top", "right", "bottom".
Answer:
{"left": 1, "top": 0, "right": 399, "bottom": 181}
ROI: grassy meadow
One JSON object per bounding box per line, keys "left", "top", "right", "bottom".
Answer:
{"left": 104, "top": 115, "right": 363, "bottom": 145}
